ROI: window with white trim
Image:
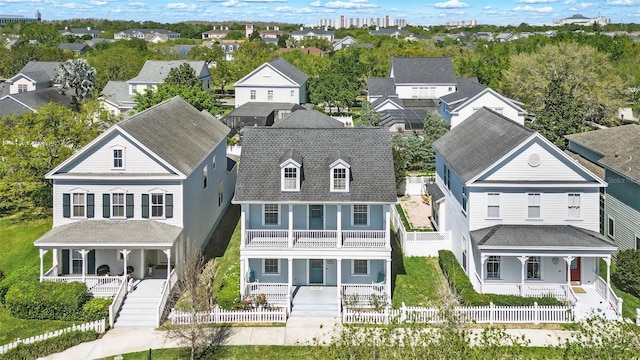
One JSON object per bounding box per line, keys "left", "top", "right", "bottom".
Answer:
{"left": 113, "top": 149, "right": 123, "bottom": 169}
{"left": 290, "top": 90, "right": 294, "bottom": 97}
{"left": 527, "top": 193, "right": 541, "bottom": 218}
{"left": 568, "top": 193, "right": 580, "bottom": 218}
{"left": 212, "top": 156, "right": 216, "bottom": 171}
{"left": 250, "top": 90, "right": 256, "bottom": 100}
{"left": 218, "top": 181, "right": 224, "bottom": 207}
{"left": 267, "top": 90, "right": 274, "bottom": 100}
{"left": 18, "top": 84, "right": 27, "bottom": 93}
{"left": 112, "top": 193, "right": 125, "bottom": 218}
{"left": 486, "top": 256, "right": 500, "bottom": 279}
{"left": 462, "top": 186, "right": 468, "bottom": 213}
{"left": 444, "top": 165, "right": 451, "bottom": 190}
{"left": 527, "top": 256, "right": 541, "bottom": 280}
{"left": 331, "top": 167, "right": 349, "bottom": 192}
{"left": 352, "top": 260, "right": 369, "bottom": 275}
{"left": 151, "top": 193, "right": 164, "bottom": 218}
{"left": 72, "top": 193, "right": 86, "bottom": 217}
{"left": 487, "top": 193, "right": 500, "bottom": 218}
{"left": 282, "top": 167, "right": 298, "bottom": 191}
{"left": 264, "top": 204, "right": 279, "bottom": 225}
{"left": 607, "top": 216, "right": 615, "bottom": 239}
{"left": 636, "top": 235, "right": 640, "bottom": 250}
{"left": 203, "top": 165, "right": 208, "bottom": 189}
{"left": 264, "top": 259, "right": 279, "bottom": 274}
{"left": 353, "top": 205, "right": 368, "bottom": 226}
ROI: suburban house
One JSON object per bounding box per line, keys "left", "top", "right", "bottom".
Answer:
{"left": 388, "top": 57, "right": 457, "bottom": 100}
{"left": 566, "top": 125, "right": 640, "bottom": 251}
{"left": 439, "top": 78, "right": 526, "bottom": 128}
{"left": 201, "top": 26, "right": 230, "bottom": 40}
{"left": 58, "top": 43, "right": 91, "bottom": 54}
{"left": 291, "top": 28, "right": 335, "bottom": 42}
{"left": 0, "top": 88, "right": 73, "bottom": 116}
{"left": 59, "top": 27, "right": 100, "bottom": 38}
{"left": 33, "top": 97, "right": 236, "bottom": 325}
{"left": 114, "top": 29, "right": 180, "bottom": 42}
{"left": 100, "top": 81, "right": 135, "bottom": 116}
{"left": 332, "top": 36, "right": 357, "bottom": 51}
{"left": 368, "top": 27, "right": 411, "bottom": 38}
{"left": 126, "top": 60, "right": 211, "bottom": 95}
{"left": 219, "top": 41, "right": 242, "bottom": 61}
{"left": 233, "top": 57, "right": 308, "bottom": 108}
{"left": 221, "top": 102, "right": 304, "bottom": 136}
{"left": 5, "top": 61, "right": 61, "bottom": 94}
{"left": 430, "top": 108, "right": 619, "bottom": 316}
{"left": 233, "top": 113, "right": 396, "bottom": 316}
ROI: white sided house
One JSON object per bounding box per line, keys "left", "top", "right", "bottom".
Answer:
{"left": 34, "top": 97, "right": 235, "bottom": 304}
{"left": 6, "top": 61, "right": 61, "bottom": 94}
{"left": 233, "top": 113, "right": 397, "bottom": 316}
{"left": 389, "top": 57, "right": 457, "bottom": 100}
{"left": 430, "top": 108, "right": 620, "bottom": 317}
{"left": 126, "top": 60, "right": 211, "bottom": 96}
{"left": 234, "top": 58, "right": 308, "bottom": 108}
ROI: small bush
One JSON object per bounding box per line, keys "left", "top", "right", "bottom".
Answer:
{"left": 612, "top": 249, "right": 640, "bottom": 297}
{"left": 0, "top": 266, "right": 39, "bottom": 304}
{"left": 438, "top": 250, "right": 562, "bottom": 306}
{"left": 5, "top": 281, "right": 89, "bottom": 320}
{"left": 3, "top": 330, "right": 99, "bottom": 360}
{"left": 82, "top": 297, "right": 111, "bottom": 321}
{"left": 217, "top": 263, "right": 241, "bottom": 310}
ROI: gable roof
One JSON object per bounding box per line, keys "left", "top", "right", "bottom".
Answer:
{"left": 390, "top": 57, "right": 456, "bottom": 84}
{"left": 439, "top": 77, "right": 485, "bottom": 104}
{"left": 471, "top": 225, "right": 616, "bottom": 250}
{"left": 566, "top": 124, "right": 640, "bottom": 182}
{"left": 268, "top": 57, "right": 309, "bottom": 85}
{"left": 450, "top": 87, "right": 526, "bottom": 115}
{"left": 433, "top": 108, "right": 534, "bottom": 182}
{"left": 58, "top": 43, "right": 90, "bottom": 52}
{"left": 0, "top": 88, "right": 73, "bottom": 116}
{"left": 367, "top": 77, "right": 396, "bottom": 98}
{"left": 100, "top": 81, "right": 135, "bottom": 108}
{"left": 9, "top": 61, "right": 61, "bottom": 84}
{"left": 234, "top": 127, "right": 396, "bottom": 203}
{"left": 115, "top": 96, "right": 229, "bottom": 176}
{"left": 273, "top": 109, "right": 344, "bottom": 128}
{"left": 128, "top": 60, "right": 209, "bottom": 84}
{"left": 292, "top": 28, "right": 335, "bottom": 36}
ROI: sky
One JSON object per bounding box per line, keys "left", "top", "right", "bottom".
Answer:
{"left": 1, "top": 0, "right": 639, "bottom": 26}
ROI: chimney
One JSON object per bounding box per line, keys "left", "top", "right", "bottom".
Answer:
{"left": 267, "top": 26, "right": 270, "bottom": 31}
{"left": 275, "top": 25, "right": 279, "bottom": 31}
{"left": 213, "top": 25, "right": 216, "bottom": 30}
{"left": 87, "top": 27, "right": 91, "bottom": 31}
{"left": 300, "top": 26, "right": 304, "bottom": 31}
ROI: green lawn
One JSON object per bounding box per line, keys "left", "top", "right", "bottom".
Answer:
{"left": 0, "top": 214, "right": 77, "bottom": 344}
{"left": 211, "top": 220, "right": 241, "bottom": 299}
{"left": 599, "top": 259, "right": 640, "bottom": 320}
{"left": 392, "top": 257, "right": 446, "bottom": 308}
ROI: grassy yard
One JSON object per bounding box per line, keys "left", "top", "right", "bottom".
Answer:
{"left": 0, "top": 214, "right": 77, "bottom": 344}
{"left": 599, "top": 259, "right": 640, "bottom": 320}
{"left": 211, "top": 220, "right": 241, "bottom": 299}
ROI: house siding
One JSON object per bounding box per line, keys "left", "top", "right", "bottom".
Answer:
{"left": 10, "top": 76, "right": 39, "bottom": 94}
{"left": 395, "top": 84, "right": 455, "bottom": 100}
{"left": 436, "top": 154, "right": 469, "bottom": 264}
{"left": 605, "top": 193, "right": 640, "bottom": 251}
{"left": 235, "top": 65, "right": 304, "bottom": 108}
{"left": 606, "top": 169, "right": 640, "bottom": 211}
{"left": 451, "top": 92, "right": 524, "bottom": 128}
{"left": 246, "top": 203, "right": 385, "bottom": 230}
{"left": 567, "top": 142, "right": 603, "bottom": 165}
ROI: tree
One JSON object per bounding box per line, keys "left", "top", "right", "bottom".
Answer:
{"left": 309, "top": 72, "right": 356, "bottom": 114}
{"left": 164, "top": 63, "right": 199, "bottom": 87}
{"left": 392, "top": 146, "right": 406, "bottom": 188}
{"left": 421, "top": 111, "right": 450, "bottom": 172}
{"left": 612, "top": 249, "right": 640, "bottom": 297}
{"left": 54, "top": 59, "right": 97, "bottom": 111}
{"left": 133, "top": 83, "right": 217, "bottom": 114}
{"left": 358, "top": 101, "right": 381, "bottom": 127}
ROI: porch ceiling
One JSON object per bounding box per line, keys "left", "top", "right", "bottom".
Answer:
{"left": 471, "top": 225, "right": 617, "bottom": 252}
{"left": 34, "top": 220, "right": 181, "bottom": 249}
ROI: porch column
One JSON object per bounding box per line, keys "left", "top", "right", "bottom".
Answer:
{"left": 240, "top": 205, "right": 246, "bottom": 249}
{"left": 79, "top": 249, "right": 88, "bottom": 282}
{"left": 163, "top": 249, "right": 172, "bottom": 287}
{"left": 604, "top": 256, "right": 612, "bottom": 304}
{"left": 288, "top": 258, "right": 293, "bottom": 297}
{"left": 386, "top": 258, "right": 392, "bottom": 305}
{"left": 52, "top": 249, "right": 59, "bottom": 269}
{"left": 240, "top": 257, "right": 246, "bottom": 297}
{"left": 336, "top": 259, "right": 342, "bottom": 305}
{"left": 120, "top": 249, "right": 130, "bottom": 279}
{"left": 39, "top": 249, "right": 48, "bottom": 282}
{"left": 517, "top": 256, "right": 529, "bottom": 296}
{"left": 337, "top": 205, "right": 342, "bottom": 248}
{"left": 563, "top": 256, "right": 575, "bottom": 286}
{"left": 480, "top": 256, "right": 487, "bottom": 293}
{"left": 385, "top": 205, "right": 391, "bottom": 250}
{"left": 288, "top": 205, "right": 294, "bottom": 248}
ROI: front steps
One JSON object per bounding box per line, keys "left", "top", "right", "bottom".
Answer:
{"left": 290, "top": 286, "right": 340, "bottom": 317}
{"left": 114, "top": 279, "right": 164, "bottom": 327}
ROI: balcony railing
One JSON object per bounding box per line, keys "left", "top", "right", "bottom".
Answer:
{"left": 244, "top": 229, "right": 387, "bottom": 249}
{"left": 245, "top": 283, "right": 290, "bottom": 302}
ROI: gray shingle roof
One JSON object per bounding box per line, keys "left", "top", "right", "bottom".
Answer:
{"left": 440, "top": 77, "right": 485, "bottom": 104}
{"left": 390, "top": 57, "right": 456, "bottom": 84}
{"left": 426, "top": 182, "right": 445, "bottom": 202}
{"left": 378, "top": 108, "right": 429, "bottom": 131}
{"left": 118, "top": 96, "right": 230, "bottom": 176}
{"left": 565, "top": 124, "right": 640, "bottom": 182}
{"left": 432, "top": 108, "right": 534, "bottom": 183}
{"left": 234, "top": 127, "right": 397, "bottom": 203}
{"left": 34, "top": 220, "right": 181, "bottom": 247}
{"left": 0, "top": 88, "right": 73, "bottom": 116}
{"left": 14, "top": 61, "right": 61, "bottom": 83}
{"left": 367, "top": 77, "right": 396, "bottom": 98}
{"left": 471, "top": 225, "right": 616, "bottom": 249}
{"left": 292, "top": 29, "right": 335, "bottom": 36}
{"left": 58, "top": 43, "right": 90, "bottom": 52}
{"left": 268, "top": 57, "right": 309, "bottom": 86}
{"left": 100, "top": 81, "right": 135, "bottom": 107}
{"left": 0, "top": 97, "right": 32, "bottom": 116}
{"left": 273, "top": 109, "right": 344, "bottom": 128}
{"left": 128, "top": 60, "right": 209, "bottom": 84}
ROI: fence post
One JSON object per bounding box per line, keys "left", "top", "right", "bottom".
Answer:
{"left": 401, "top": 302, "right": 406, "bottom": 323}
{"left": 534, "top": 302, "right": 539, "bottom": 325}
{"left": 636, "top": 308, "right": 640, "bottom": 326}
{"left": 489, "top": 302, "right": 494, "bottom": 325}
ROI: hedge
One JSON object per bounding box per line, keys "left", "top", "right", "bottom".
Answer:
{"left": 82, "top": 297, "right": 111, "bottom": 321}
{"left": 5, "top": 281, "right": 89, "bottom": 320}
{"left": 0, "top": 266, "right": 39, "bottom": 304}
{"left": 438, "top": 250, "right": 562, "bottom": 306}
{"left": 612, "top": 249, "right": 640, "bottom": 297}
{"left": 217, "top": 263, "right": 241, "bottom": 310}
{"left": 3, "top": 330, "right": 99, "bottom": 360}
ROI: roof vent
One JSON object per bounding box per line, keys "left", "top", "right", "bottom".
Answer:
{"left": 527, "top": 153, "right": 541, "bottom": 167}
{"left": 614, "top": 151, "right": 621, "bottom": 157}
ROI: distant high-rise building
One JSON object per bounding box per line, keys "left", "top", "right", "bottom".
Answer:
{"left": 0, "top": 12, "right": 40, "bottom": 25}
{"left": 445, "top": 19, "right": 477, "bottom": 28}
{"left": 245, "top": 24, "right": 254, "bottom": 38}
{"left": 393, "top": 18, "right": 406, "bottom": 28}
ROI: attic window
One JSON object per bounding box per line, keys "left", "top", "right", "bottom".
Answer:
{"left": 111, "top": 146, "right": 125, "bottom": 170}
{"left": 283, "top": 167, "right": 298, "bottom": 191}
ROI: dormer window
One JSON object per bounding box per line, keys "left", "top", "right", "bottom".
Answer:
{"left": 283, "top": 167, "right": 298, "bottom": 191}
{"left": 280, "top": 153, "right": 302, "bottom": 192}
{"left": 330, "top": 158, "right": 351, "bottom": 192}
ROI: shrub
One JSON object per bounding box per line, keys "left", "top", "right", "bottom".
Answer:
{"left": 5, "top": 281, "right": 89, "bottom": 320}
{"left": 438, "top": 250, "right": 562, "bottom": 306}
{"left": 3, "top": 330, "right": 99, "bottom": 360}
{"left": 0, "top": 265, "right": 39, "bottom": 304}
{"left": 82, "top": 297, "right": 111, "bottom": 321}
{"left": 612, "top": 249, "right": 640, "bottom": 297}
{"left": 216, "top": 263, "right": 241, "bottom": 310}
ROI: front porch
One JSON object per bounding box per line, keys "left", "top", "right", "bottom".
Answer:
{"left": 243, "top": 229, "right": 388, "bottom": 249}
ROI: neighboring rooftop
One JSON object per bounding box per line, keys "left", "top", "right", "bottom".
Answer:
{"left": 128, "top": 60, "right": 208, "bottom": 84}
{"left": 273, "top": 109, "right": 344, "bottom": 128}
{"left": 471, "top": 224, "right": 616, "bottom": 249}
{"left": 367, "top": 77, "right": 397, "bottom": 98}
{"left": 0, "top": 88, "right": 73, "bottom": 116}
{"left": 268, "top": 57, "right": 309, "bottom": 85}
{"left": 390, "top": 57, "right": 456, "bottom": 84}
{"left": 440, "top": 77, "right": 485, "bottom": 105}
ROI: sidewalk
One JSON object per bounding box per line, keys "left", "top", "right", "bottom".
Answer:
{"left": 41, "top": 317, "right": 574, "bottom": 360}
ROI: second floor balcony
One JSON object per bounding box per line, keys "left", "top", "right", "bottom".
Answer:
{"left": 243, "top": 229, "right": 388, "bottom": 249}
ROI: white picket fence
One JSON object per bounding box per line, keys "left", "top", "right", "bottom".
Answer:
{"left": 343, "top": 302, "right": 574, "bottom": 325}
{"left": 169, "top": 306, "right": 287, "bottom": 325}
{"left": 391, "top": 205, "right": 451, "bottom": 256}
{"left": 0, "top": 318, "right": 106, "bottom": 354}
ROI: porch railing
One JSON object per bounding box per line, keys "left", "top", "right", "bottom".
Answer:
{"left": 245, "top": 283, "right": 289, "bottom": 302}
{"left": 157, "top": 269, "right": 178, "bottom": 327}
{"left": 108, "top": 279, "right": 128, "bottom": 328}
{"left": 483, "top": 283, "right": 577, "bottom": 305}
{"left": 244, "top": 229, "right": 387, "bottom": 249}
{"left": 42, "top": 275, "right": 123, "bottom": 297}
{"left": 595, "top": 276, "right": 623, "bottom": 315}
{"left": 342, "top": 284, "right": 387, "bottom": 305}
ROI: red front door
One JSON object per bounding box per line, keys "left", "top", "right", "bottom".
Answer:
{"left": 570, "top": 257, "right": 581, "bottom": 283}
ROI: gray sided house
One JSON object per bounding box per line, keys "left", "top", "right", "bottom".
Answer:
{"left": 566, "top": 125, "right": 640, "bottom": 251}
{"left": 233, "top": 112, "right": 396, "bottom": 316}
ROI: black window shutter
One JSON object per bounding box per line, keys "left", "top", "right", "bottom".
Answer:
{"left": 142, "top": 194, "right": 149, "bottom": 218}
{"left": 87, "top": 194, "right": 95, "bottom": 218}
{"left": 103, "top": 194, "right": 110, "bottom": 218}
{"left": 62, "top": 249, "right": 70, "bottom": 274}
{"left": 87, "top": 250, "right": 95, "bottom": 275}
{"left": 166, "top": 194, "right": 173, "bottom": 218}
{"left": 63, "top": 194, "right": 70, "bottom": 218}
{"left": 126, "top": 194, "right": 134, "bottom": 218}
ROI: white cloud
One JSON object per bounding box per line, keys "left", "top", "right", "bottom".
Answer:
{"left": 166, "top": 2, "right": 198, "bottom": 9}
{"left": 517, "top": 0, "right": 556, "bottom": 3}
{"left": 563, "top": 0, "right": 576, "bottom": 4}
{"left": 432, "top": 0, "right": 469, "bottom": 9}
{"left": 87, "top": 0, "right": 108, "bottom": 5}
{"left": 221, "top": 0, "right": 248, "bottom": 6}
{"left": 483, "top": 5, "right": 491, "bottom": 9}
{"left": 512, "top": 5, "right": 553, "bottom": 12}
{"left": 129, "top": 2, "right": 146, "bottom": 7}
{"left": 310, "top": 1, "right": 322, "bottom": 5}
{"left": 275, "top": 6, "right": 314, "bottom": 12}
{"left": 324, "top": 0, "right": 377, "bottom": 9}
{"left": 569, "top": 2, "right": 597, "bottom": 9}
{"left": 606, "top": 0, "right": 639, "bottom": 5}
{"left": 241, "top": 0, "right": 287, "bottom": 2}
